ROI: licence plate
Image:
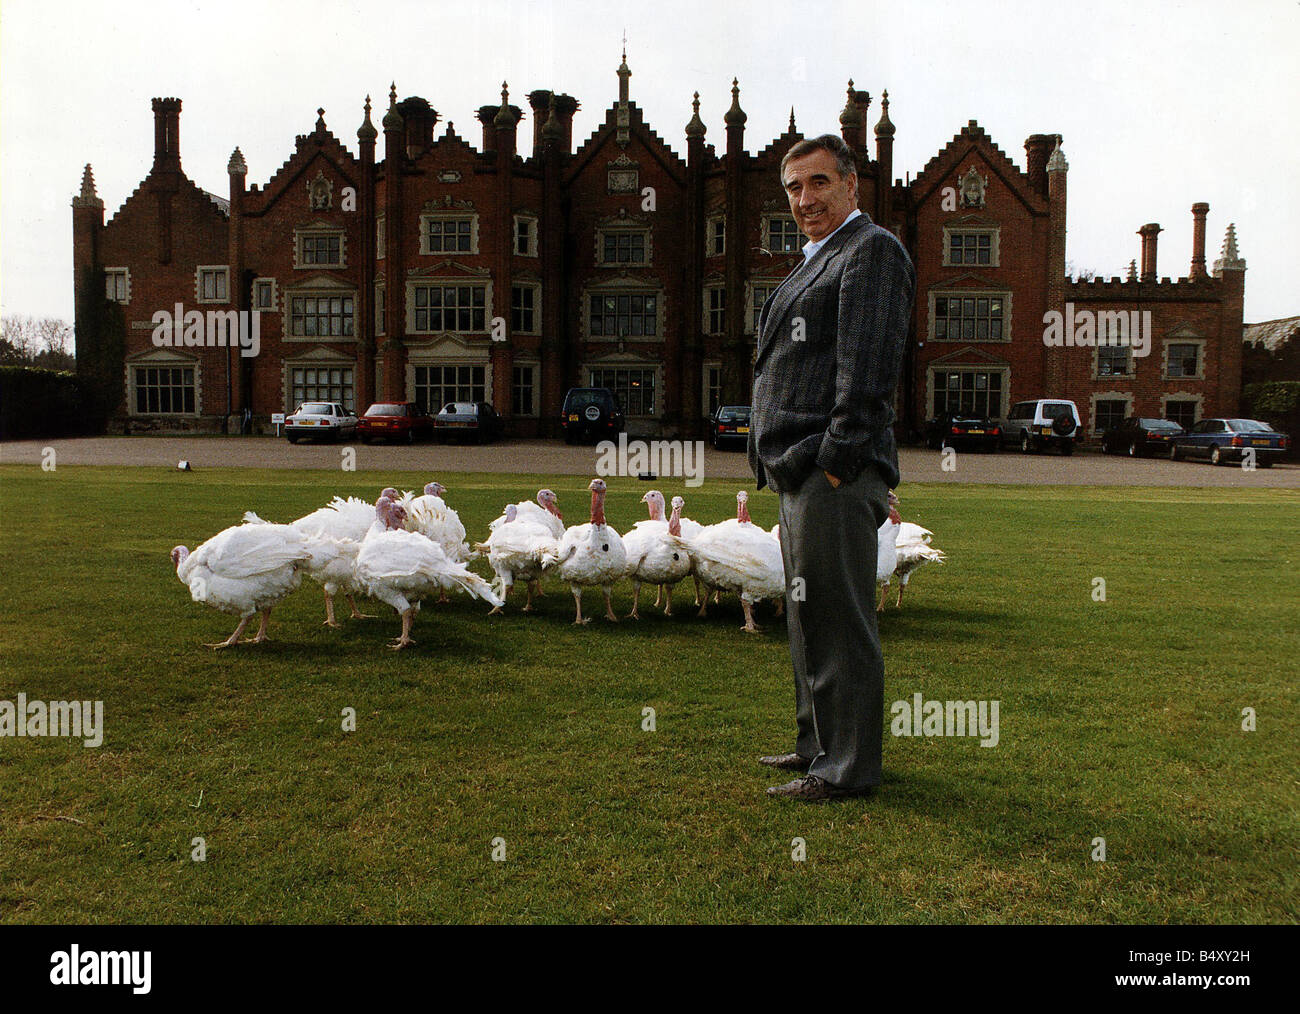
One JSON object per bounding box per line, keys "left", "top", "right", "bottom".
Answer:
{"left": 1252, "top": 439, "right": 1270, "bottom": 446}
{"left": 737, "top": 426, "right": 750, "bottom": 434}
{"left": 568, "top": 414, "right": 579, "bottom": 422}
{"left": 966, "top": 429, "right": 984, "bottom": 435}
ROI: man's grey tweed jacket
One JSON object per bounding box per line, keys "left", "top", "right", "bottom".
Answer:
{"left": 748, "top": 212, "right": 916, "bottom": 494}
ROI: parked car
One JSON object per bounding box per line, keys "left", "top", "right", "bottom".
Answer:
{"left": 1100, "top": 416, "right": 1184, "bottom": 457}
{"left": 357, "top": 402, "right": 434, "bottom": 444}
{"left": 924, "top": 411, "right": 1002, "bottom": 452}
{"left": 1169, "top": 418, "right": 1290, "bottom": 467}
{"left": 1001, "top": 399, "right": 1084, "bottom": 454}
{"left": 560, "top": 387, "right": 625, "bottom": 445}
{"left": 710, "top": 405, "right": 752, "bottom": 449}
{"left": 433, "top": 401, "right": 502, "bottom": 444}
{"left": 285, "top": 401, "right": 358, "bottom": 443}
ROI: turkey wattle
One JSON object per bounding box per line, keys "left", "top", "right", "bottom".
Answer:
{"left": 171, "top": 522, "right": 313, "bottom": 649}
{"left": 622, "top": 491, "right": 693, "bottom": 618}
{"left": 689, "top": 490, "right": 785, "bottom": 633}
{"left": 355, "top": 496, "right": 503, "bottom": 649}
{"left": 541, "top": 478, "right": 628, "bottom": 624}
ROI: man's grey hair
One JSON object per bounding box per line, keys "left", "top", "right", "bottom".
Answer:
{"left": 780, "top": 134, "right": 857, "bottom": 183}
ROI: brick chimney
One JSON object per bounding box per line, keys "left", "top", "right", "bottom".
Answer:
{"left": 1138, "top": 223, "right": 1162, "bottom": 281}
{"left": 1190, "top": 202, "right": 1209, "bottom": 279}
{"left": 152, "top": 97, "right": 182, "bottom": 172}
{"left": 1024, "top": 134, "right": 1053, "bottom": 196}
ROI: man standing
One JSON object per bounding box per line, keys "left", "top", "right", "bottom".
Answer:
{"left": 747, "top": 133, "right": 915, "bottom": 801}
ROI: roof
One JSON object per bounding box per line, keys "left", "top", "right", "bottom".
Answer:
{"left": 1243, "top": 316, "right": 1300, "bottom": 351}
{"left": 202, "top": 189, "right": 231, "bottom": 216}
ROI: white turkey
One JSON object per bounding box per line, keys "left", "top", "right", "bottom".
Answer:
{"left": 355, "top": 496, "right": 503, "bottom": 649}
{"left": 244, "top": 493, "right": 380, "bottom": 626}
{"left": 621, "top": 491, "right": 693, "bottom": 618}
{"left": 689, "top": 490, "right": 785, "bottom": 633}
{"left": 875, "top": 491, "right": 903, "bottom": 611}
{"left": 473, "top": 503, "right": 559, "bottom": 614}
{"left": 670, "top": 497, "right": 711, "bottom": 608}
{"left": 170, "top": 522, "right": 312, "bottom": 649}
{"left": 882, "top": 517, "right": 946, "bottom": 608}
{"left": 401, "top": 481, "right": 474, "bottom": 563}
{"left": 540, "top": 478, "right": 627, "bottom": 624}
{"left": 488, "top": 489, "right": 565, "bottom": 539}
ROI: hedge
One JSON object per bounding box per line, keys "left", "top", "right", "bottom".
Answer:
{"left": 0, "top": 366, "right": 85, "bottom": 440}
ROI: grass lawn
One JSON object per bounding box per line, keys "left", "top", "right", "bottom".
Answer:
{"left": 0, "top": 464, "right": 1296, "bottom": 923}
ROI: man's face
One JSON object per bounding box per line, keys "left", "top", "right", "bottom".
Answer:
{"left": 782, "top": 148, "right": 858, "bottom": 243}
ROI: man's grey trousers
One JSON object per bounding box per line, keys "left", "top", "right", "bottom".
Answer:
{"left": 777, "top": 465, "right": 890, "bottom": 789}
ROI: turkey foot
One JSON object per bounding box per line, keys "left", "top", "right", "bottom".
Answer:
{"left": 242, "top": 609, "right": 272, "bottom": 644}
{"left": 740, "top": 600, "right": 763, "bottom": 633}
{"left": 205, "top": 614, "right": 252, "bottom": 650}
{"left": 346, "top": 595, "right": 376, "bottom": 620}
{"left": 322, "top": 590, "right": 342, "bottom": 628}
{"left": 603, "top": 587, "right": 619, "bottom": 622}
{"left": 387, "top": 610, "right": 417, "bottom": 649}
{"left": 571, "top": 589, "right": 590, "bottom": 625}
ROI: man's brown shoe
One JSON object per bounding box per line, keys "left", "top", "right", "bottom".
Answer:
{"left": 758, "top": 752, "right": 812, "bottom": 772}
{"left": 766, "top": 774, "right": 876, "bottom": 801}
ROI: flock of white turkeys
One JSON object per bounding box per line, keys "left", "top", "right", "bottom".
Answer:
{"left": 170, "top": 479, "right": 945, "bottom": 649}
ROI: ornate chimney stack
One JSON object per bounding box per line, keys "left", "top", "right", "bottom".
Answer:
{"left": 1138, "top": 223, "right": 1162, "bottom": 282}
{"left": 1190, "top": 202, "right": 1209, "bottom": 279}
{"left": 151, "top": 97, "right": 182, "bottom": 173}
{"left": 1024, "top": 134, "right": 1053, "bottom": 196}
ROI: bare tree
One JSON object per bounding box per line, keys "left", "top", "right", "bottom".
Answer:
{"left": 1, "top": 314, "right": 76, "bottom": 369}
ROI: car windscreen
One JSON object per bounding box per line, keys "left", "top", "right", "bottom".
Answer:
{"left": 366, "top": 405, "right": 405, "bottom": 417}
{"left": 440, "top": 403, "right": 476, "bottom": 415}
{"left": 1041, "top": 403, "right": 1074, "bottom": 419}
{"left": 299, "top": 404, "right": 333, "bottom": 415}
{"left": 1140, "top": 419, "right": 1181, "bottom": 430}
{"left": 718, "top": 408, "right": 750, "bottom": 421}
{"left": 1227, "top": 419, "right": 1273, "bottom": 432}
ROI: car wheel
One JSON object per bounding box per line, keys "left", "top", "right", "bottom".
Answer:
{"left": 1170, "top": 443, "right": 1181, "bottom": 461}
{"left": 405, "top": 429, "right": 415, "bottom": 445}
{"left": 1061, "top": 441, "right": 1073, "bottom": 456}
{"left": 1210, "top": 445, "right": 1224, "bottom": 466}
{"left": 287, "top": 435, "right": 299, "bottom": 444}
{"left": 1020, "top": 433, "right": 1032, "bottom": 454}
{"left": 1258, "top": 460, "right": 1274, "bottom": 468}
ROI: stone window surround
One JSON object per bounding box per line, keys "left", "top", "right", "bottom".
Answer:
{"left": 582, "top": 281, "right": 665, "bottom": 342}
{"left": 281, "top": 279, "right": 358, "bottom": 341}
{"left": 293, "top": 226, "right": 347, "bottom": 270}
{"left": 1162, "top": 336, "right": 1207, "bottom": 382}
{"left": 195, "top": 265, "right": 230, "bottom": 304}
{"left": 513, "top": 214, "right": 539, "bottom": 257}
{"left": 1089, "top": 391, "right": 1133, "bottom": 436}
{"left": 419, "top": 212, "right": 479, "bottom": 256}
{"left": 105, "top": 266, "right": 131, "bottom": 305}
{"left": 941, "top": 225, "right": 1000, "bottom": 268}
{"left": 924, "top": 363, "right": 1010, "bottom": 421}
{"left": 595, "top": 225, "right": 652, "bottom": 267}
{"left": 926, "top": 289, "right": 1013, "bottom": 343}
{"left": 405, "top": 278, "right": 494, "bottom": 335}
{"left": 252, "top": 277, "right": 278, "bottom": 312}
{"left": 125, "top": 349, "right": 201, "bottom": 417}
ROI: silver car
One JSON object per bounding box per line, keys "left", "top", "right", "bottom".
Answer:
{"left": 285, "top": 401, "right": 359, "bottom": 443}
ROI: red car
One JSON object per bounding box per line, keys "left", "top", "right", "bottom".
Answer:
{"left": 357, "top": 402, "right": 434, "bottom": 444}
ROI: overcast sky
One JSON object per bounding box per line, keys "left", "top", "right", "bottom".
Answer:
{"left": 2, "top": 0, "right": 1296, "bottom": 323}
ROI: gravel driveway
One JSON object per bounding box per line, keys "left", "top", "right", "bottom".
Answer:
{"left": 1, "top": 435, "right": 1296, "bottom": 487}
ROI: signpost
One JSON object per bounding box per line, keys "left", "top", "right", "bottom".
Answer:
{"left": 272, "top": 413, "right": 286, "bottom": 437}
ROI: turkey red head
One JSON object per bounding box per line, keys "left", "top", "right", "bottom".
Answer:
{"left": 424, "top": 481, "right": 446, "bottom": 498}
{"left": 375, "top": 495, "right": 405, "bottom": 531}
{"left": 667, "top": 496, "right": 683, "bottom": 537}
{"left": 887, "top": 490, "right": 901, "bottom": 525}
{"left": 642, "top": 490, "right": 666, "bottom": 520}
{"left": 380, "top": 487, "right": 400, "bottom": 501}
{"left": 588, "top": 478, "right": 608, "bottom": 526}
{"left": 170, "top": 545, "right": 190, "bottom": 570}
{"left": 736, "top": 490, "right": 752, "bottom": 525}
{"left": 537, "top": 488, "right": 562, "bottom": 521}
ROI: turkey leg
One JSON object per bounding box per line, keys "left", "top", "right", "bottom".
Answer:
{"left": 205, "top": 614, "right": 252, "bottom": 650}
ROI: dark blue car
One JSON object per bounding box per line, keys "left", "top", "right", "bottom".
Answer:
{"left": 1169, "top": 418, "right": 1289, "bottom": 467}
